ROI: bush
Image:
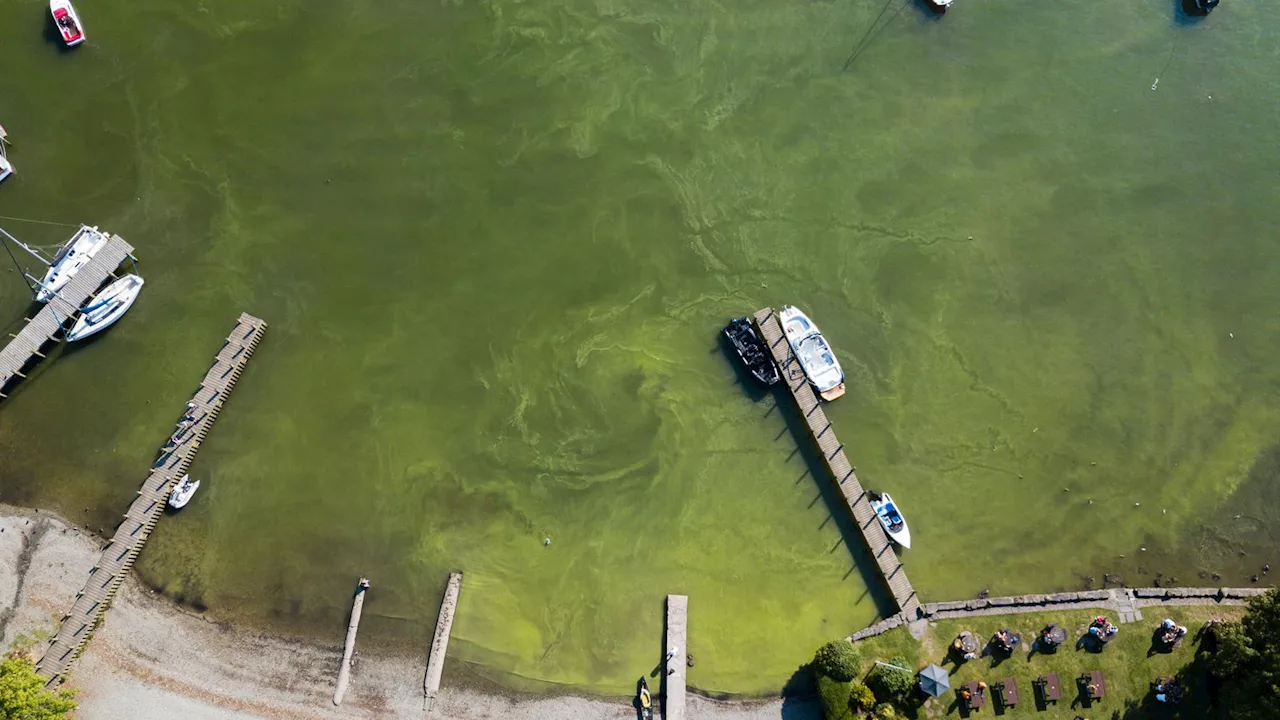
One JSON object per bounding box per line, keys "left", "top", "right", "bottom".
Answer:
{"left": 872, "top": 702, "right": 902, "bottom": 720}
{"left": 849, "top": 682, "right": 876, "bottom": 711}
{"left": 866, "top": 657, "right": 914, "bottom": 707}
{"left": 814, "top": 640, "right": 862, "bottom": 681}
{"left": 817, "top": 674, "right": 855, "bottom": 720}
{"left": 0, "top": 650, "right": 77, "bottom": 719}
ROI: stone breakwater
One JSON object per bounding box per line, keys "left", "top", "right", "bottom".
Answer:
{"left": 846, "top": 587, "right": 1270, "bottom": 642}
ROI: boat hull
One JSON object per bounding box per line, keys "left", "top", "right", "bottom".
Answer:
{"left": 778, "top": 305, "right": 845, "bottom": 400}
{"left": 67, "top": 274, "right": 144, "bottom": 341}
{"left": 723, "top": 318, "right": 779, "bottom": 386}
{"left": 50, "top": 0, "right": 85, "bottom": 47}
{"left": 36, "top": 225, "right": 110, "bottom": 303}
{"left": 168, "top": 475, "right": 200, "bottom": 509}
{"left": 870, "top": 493, "right": 911, "bottom": 549}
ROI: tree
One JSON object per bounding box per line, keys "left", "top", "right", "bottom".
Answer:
{"left": 849, "top": 681, "right": 876, "bottom": 711}
{"left": 0, "top": 651, "right": 78, "bottom": 720}
{"left": 866, "top": 657, "right": 914, "bottom": 708}
{"left": 872, "top": 703, "right": 902, "bottom": 720}
{"left": 814, "top": 640, "right": 863, "bottom": 682}
{"left": 1209, "top": 588, "right": 1280, "bottom": 720}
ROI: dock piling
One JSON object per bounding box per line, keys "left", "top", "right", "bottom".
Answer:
{"left": 333, "top": 577, "right": 371, "bottom": 706}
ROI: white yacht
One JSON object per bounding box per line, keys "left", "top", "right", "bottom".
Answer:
{"left": 779, "top": 305, "right": 846, "bottom": 401}
{"left": 36, "top": 225, "right": 110, "bottom": 303}
{"left": 66, "top": 274, "right": 144, "bottom": 341}
{"left": 168, "top": 475, "right": 200, "bottom": 509}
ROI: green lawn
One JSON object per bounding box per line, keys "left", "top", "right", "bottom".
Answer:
{"left": 846, "top": 606, "right": 1245, "bottom": 719}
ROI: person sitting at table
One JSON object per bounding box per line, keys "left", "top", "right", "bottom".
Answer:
{"left": 961, "top": 688, "right": 972, "bottom": 704}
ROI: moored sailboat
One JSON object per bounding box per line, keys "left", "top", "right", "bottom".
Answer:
{"left": 66, "top": 274, "right": 144, "bottom": 341}
{"left": 36, "top": 225, "right": 110, "bottom": 303}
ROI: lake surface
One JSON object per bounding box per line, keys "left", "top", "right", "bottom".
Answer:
{"left": 1, "top": 0, "right": 1278, "bottom": 697}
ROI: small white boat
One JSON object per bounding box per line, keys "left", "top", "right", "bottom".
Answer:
{"left": 168, "top": 475, "right": 200, "bottom": 509}
{"left": 869, "top": 492, "right": 911, "bottom": 549}
{"left": 50, "top": 0, "right": 85, "bottom": 47}
{"left": 66, "top": 274, "right": 144, "bottom": 341}
{"left": 930, "top": 0, "right": 955, "bottom": 10}
{"left": 779, "top": 305, "right": 846, "bottom": 401}
{"left": 0, "top": 155, "right": 11, "bottom": 184}
{"left": 36, "top": 225, "right": 110, "bottom": 303}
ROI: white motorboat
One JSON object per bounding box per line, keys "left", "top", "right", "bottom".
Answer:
{"left": 50, "top": 0, "right": 85, "bottom": 47}
{"left": 779, "top": 305, "right": 846, "bottom": 401}
{"left": 168, "top": 475, "right": 200, "bottom": 509}
{"left": 66, "top": 274, "right": 144, "bottom": 341}
{"left": 36, "top": 225, "right": 110, "bottom": 303}
{"left": 0, "top": 155, "right": 11, "bottom": 184}
{"left": 869, "top": 492, "right": 911, "bottom": 549}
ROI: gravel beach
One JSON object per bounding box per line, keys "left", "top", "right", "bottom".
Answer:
{"left": 0, "top": 507, "right": 814, "bottom": 719}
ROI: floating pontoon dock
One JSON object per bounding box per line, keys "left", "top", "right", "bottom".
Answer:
{"left": 35, "top": 313, "right": 268, "bottom": 685}
{"left": 753, "top": 308, "right": 920, "bottom": 617}
{"left": 423, "top": 571, "right": 463, "bottom": 710}
{"left": 0, "top": 233, "right": 134, "bottom": 399}
{"left": 334, "top": 577, "right": 371, "bottom": 706}
{"left": 664, "top": 594, "right": 688, "bottom": 720}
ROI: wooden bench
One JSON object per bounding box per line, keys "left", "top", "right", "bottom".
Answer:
{"left": 1083, "top": 670, "right": 1107, "bottom": 701}
{"left": 960, "top": 680, "right": 987, "bottom": 710}
{"left": 1036, "top": 673, "right": 1063, "bottom": 703}
{"left": 995, "top": 677, "right": 1020, "bottom": 708}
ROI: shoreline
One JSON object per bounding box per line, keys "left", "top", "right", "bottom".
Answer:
{"left": 0, "top": 505, "right": 814, "bottom": 719}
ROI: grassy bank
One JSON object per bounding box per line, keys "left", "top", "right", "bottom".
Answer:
{"left": 831, "top": 605, "right": 1246, "bottom": 719}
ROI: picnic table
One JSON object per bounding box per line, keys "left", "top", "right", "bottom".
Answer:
{"left": 960, "top": 680, "right": 987, "bottom": 710}
{"left": 1042, "top": 623, "right": 1067, "bottom": 646}
{"left": 1037, "top": 673, "right": 1064, "bottom": 703}
{"left": 953, "top": 631, "right": 979, "bottom": 656}
{"left": 995, "top": 677, "right": 1020, "bottom": 708}
{"left": 1083, "top": 670, "right": 1107, "bottom": 700}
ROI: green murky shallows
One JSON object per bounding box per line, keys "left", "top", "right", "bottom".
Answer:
{"left": 2, "top": 0, "right": 1279, "bottom": 697}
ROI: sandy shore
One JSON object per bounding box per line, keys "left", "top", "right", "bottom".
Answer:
{"left": 0, "top": 507, "right": 815, "bottom": 719}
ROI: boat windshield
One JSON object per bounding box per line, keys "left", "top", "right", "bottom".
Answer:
{"left": 797, "top": 335, "right": 834, "bottom": 369}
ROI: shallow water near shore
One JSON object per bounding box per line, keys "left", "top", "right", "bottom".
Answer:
{"left": 1, "top": 0, "right": 1279, "bottom": 697}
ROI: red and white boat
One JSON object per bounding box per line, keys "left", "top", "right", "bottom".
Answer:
{"left": 50, "top": 0, "right": 85, "bottom": 47}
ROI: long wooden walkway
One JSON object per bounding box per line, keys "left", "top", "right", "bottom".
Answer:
{"left": 35, "top": 313, "right": 268, "bottom": 686}
{"left": 753, "top": 308, "right": 920, "bottom": 617}
{"left": 0, "top": 233, "right": 134, "bottom": 398}
{"left": 664, "top": 594, "right": 688, "bottom": 720}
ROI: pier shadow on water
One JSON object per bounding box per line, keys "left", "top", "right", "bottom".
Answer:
{"left": 768, "top": 384, "right": 900, "bottom": 622}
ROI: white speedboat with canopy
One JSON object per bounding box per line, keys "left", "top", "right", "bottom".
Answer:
{"left": 67, "top": 274, "right": 144, "bottom": 341}
{"left": 36, "top": 225, "right": 110, "bottom": 303}
{"left": 779, "top": 305, "right": 846, "bottom": 401}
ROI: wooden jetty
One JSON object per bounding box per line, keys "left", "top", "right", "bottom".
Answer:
{"left": 664, "top": 594, "right": 688, "bottom": 720}
{"left": 0, "top": 233, "right": 134, "bottom": 399}
{"left": 334, "top": 577, "right": 371, "bottom": 706}
{"left": 423, "top": 571, "right": 463, "bottom": 710}
{"left": 753, "top": 308, "right": 920, "bottom": 617}
{"left": 34, "top": 313, "right": 268, "bottom": 685}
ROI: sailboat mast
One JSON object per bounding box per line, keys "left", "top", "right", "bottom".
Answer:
{"left": 0, "top": 224, "right": 51, "bottom": 265}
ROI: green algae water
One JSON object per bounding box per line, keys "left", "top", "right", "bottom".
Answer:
{"left": 2, "top": 0, "right": 1280, "bottom": 697}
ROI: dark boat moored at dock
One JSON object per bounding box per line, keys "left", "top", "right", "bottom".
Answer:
{"left": 723, "top": 317, "right": 779, "bottom": 386}
{"left": 1193, "top": 0, "right": 1220, "bottom": 13}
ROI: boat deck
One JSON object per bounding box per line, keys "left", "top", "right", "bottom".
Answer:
{"left": 35, "top": 313, "right": 268, "bottom": 686}
{"left": 753, "top": 308, "right": 920, "bottom": 618}
{"left": 0, "top": 234, "right": 134, "bottom": 398}
{"left": 664, "top": 594, "right": 688, "bottom": 720}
